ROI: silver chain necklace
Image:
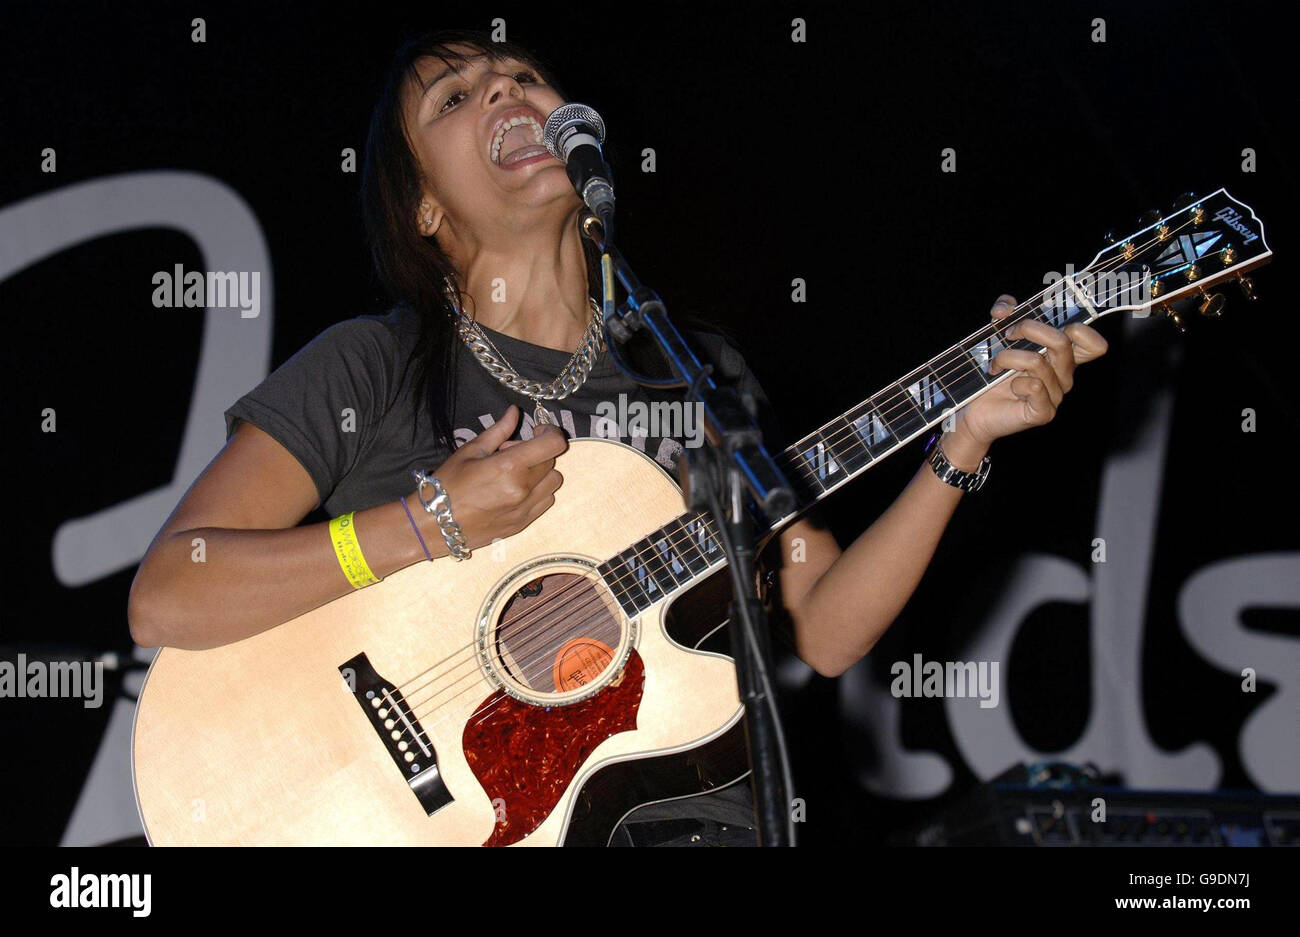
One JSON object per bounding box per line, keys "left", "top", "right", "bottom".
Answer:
{"left": 448, "top": 285, "right": 605, "bottom": 426}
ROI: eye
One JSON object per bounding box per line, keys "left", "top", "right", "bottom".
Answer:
{"left": 439, "top": 68, "right": 541, "bottom": 114}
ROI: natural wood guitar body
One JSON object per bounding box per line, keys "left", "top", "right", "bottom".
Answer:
{"left": 133, "top": 439, "right": 747, "bottom": 846}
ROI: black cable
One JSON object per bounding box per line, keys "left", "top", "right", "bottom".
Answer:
{"left": 702, "top": 472, "right": 797, "bottom": 845}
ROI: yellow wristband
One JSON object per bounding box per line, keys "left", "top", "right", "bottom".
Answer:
{"left": 329, "top": 512, "right": 380, "bottom": 589}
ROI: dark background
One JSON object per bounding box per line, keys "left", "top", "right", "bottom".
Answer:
{"left": 2, "top": 0, "right": 1296, "bottom": 845}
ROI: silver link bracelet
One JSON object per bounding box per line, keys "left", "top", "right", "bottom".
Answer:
{"left": 413, "top": 470, "right": 471, "bottom": 560}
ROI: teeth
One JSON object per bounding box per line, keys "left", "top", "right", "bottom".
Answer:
{"left": 490, "top": 115, "right": 544, "bottom": 164}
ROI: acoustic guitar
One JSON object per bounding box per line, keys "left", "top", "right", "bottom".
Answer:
{"left": 132, "top": 190, "right": 1271, "bottom": 845}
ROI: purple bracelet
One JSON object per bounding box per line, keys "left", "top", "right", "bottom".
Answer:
{"left": 398, "top": 495, "right": 433, "bottom": 561}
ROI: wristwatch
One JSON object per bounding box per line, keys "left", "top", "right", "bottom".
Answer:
{"left": 924, "top": 432, "right": 991, "bottom": 493}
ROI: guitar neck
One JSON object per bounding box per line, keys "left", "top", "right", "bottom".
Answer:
{"left": 770, "top": 285, "right": 1099, "bottom": 520}
{"left": 598, "top": 288, "right": 1100, "bottom": 618}
{"left": 599, "top": 185, "right": 1273, "bottom": 616}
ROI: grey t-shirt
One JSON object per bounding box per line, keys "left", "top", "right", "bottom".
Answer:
{"left": 226, "top": 304, "right": 781, "bottom": 517}
{"left": 224, "top": 304, "right": 777, "bottom": 835}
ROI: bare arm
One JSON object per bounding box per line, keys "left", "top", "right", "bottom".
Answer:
{"left": 127, "top": 421, "right": 440, "bottom": 649}
{"left": 128, "top": 404, "right": 565, "bottom": 651}
{"left": 768, "top": 296, "right": 1109, "bottom": 678}
{"left": 769, "top": 433, "right": 983, "bottom": 678}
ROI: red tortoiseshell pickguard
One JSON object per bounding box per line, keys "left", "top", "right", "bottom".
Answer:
{"left": 463, "top": 651, "right": 645, "bottom": 847}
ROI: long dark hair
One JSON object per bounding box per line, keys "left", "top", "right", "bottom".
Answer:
{"left": 361, "top": 28, "right": 726, "bottom": 450}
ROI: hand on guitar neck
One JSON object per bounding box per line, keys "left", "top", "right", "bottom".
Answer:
{"left": 939, "top": 294, "right": 1109, "bottom": 469}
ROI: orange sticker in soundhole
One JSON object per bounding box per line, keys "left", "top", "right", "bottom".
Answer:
{"left": 553, "top": 638, "right": 615, "bottom": 692}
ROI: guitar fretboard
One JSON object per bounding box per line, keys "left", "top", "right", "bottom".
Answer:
{"left": 599, "top": 289, "right": 1101, "bottom": 618}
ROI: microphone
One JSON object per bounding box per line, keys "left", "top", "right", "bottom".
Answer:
{"left": 543, "top": 103, "right": 615, "bottom": 234}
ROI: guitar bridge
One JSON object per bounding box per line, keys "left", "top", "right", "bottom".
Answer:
{"left": 340, "top": 652, "right": 453, "bottom": 816}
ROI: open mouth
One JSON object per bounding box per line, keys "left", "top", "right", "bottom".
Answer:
{"left": 490, "top": 113, "right": 553, "bottom": 168}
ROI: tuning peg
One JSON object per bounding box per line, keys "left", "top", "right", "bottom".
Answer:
{"left": 1138, "top": 209, "right": 1162, "bottom": 228}
{"left": 1161, "top": 303, "right": 1188, "bottom": 333}
{"left": 1238, "top": 275, "right": 1258, "bottom": 301}
{"left": 1197, "top": 288, "right": 1225, "bottom": 318}
{"left": 1171, "top": 192, "right": 1198, "bottom": 211}
{"left": 1102, "top": 230, "right": 1118, "bottom": 246}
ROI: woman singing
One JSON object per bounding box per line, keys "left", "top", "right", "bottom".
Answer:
{"left": 127, "top": 28, "right": 1107, "bottom": 846}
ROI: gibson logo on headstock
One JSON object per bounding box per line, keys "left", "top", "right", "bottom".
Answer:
{"left": 1212, "top": 206, "right": 1259, "bottom": 245}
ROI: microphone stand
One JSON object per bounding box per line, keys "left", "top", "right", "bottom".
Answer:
{"left": 580, "top": 212, "right": 798, "bottom": 846}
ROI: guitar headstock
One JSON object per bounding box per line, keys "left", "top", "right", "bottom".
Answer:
{"left": 1053, "top": 189, "right": 1272, "bottom": 332}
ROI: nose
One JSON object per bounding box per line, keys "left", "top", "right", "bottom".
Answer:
{"left": 482, "top": 70, "right": 526, "bottom": 108}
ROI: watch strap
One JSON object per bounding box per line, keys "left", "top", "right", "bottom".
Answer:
{"left": 924, "top": 432, "right": 991, "bottom": 493}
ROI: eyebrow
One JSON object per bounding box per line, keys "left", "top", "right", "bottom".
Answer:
{"left": 421, "top": 61, "right": 468, "bottom": 96}
{"left": 421, "top": 54, "right": 523, "bottom": 100}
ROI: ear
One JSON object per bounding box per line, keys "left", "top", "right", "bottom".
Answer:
{"left": 417, "top": 196, "right": 445, "bottom": 238}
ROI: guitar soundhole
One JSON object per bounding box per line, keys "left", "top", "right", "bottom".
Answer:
{"left": 492, "top": 572, "right": 624, "bottom": 697}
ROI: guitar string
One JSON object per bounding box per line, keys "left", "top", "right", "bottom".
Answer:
{"left": 389, "top": 514, "right": 722, "bottom": 700}
{"left": 399, "top": 575, "right": 629, "bottom": 712}
{"left": 394, "top": 580, "right": 673, "bottom": 742}
{"left": 386, "top": 529, "right": 727, "bottom": 744}
{"left": 387, "top": 212, "right": 1223, "bottom": 748}
{"left": 785, "top": 214, "right": 1208, "bottom": 466}
{"left": 395, "top": 512, "right": 738, "bottom": 732}
{"left": 395, "top": 522, "right": 733, "bottom": 737}
{"left": 418, "top": 578, "right": 681, "bottom": 739}
{"left": 395, "top": 518, "right": 727, "bottom": 719}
